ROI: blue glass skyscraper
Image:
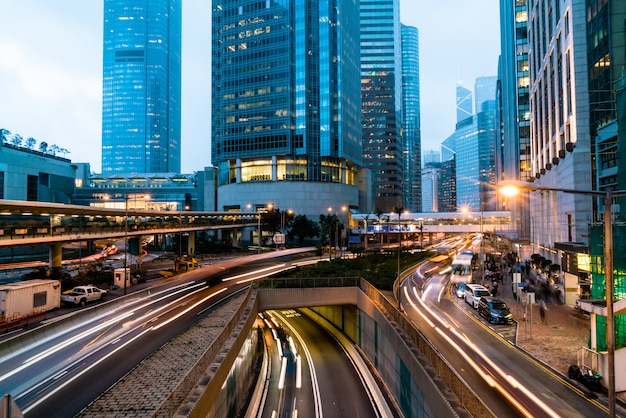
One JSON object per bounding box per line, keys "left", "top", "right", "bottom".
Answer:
{"left": 102, "top": 0, "right": 181, "bottom": 175}
{"left": 360, "top": 0, "right": 404, "bottom": 213}
{"left": 211, "top": 0, "right": 363, "bottom": 218}
{"left": 401, "top": 24, "right": 421, "bottom": 212}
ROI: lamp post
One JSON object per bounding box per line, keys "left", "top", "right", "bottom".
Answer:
{"left": 257, "top": 212, "right": 261, "bottom": 254}
{"left": 124, "top": 195, "right": 128, "bottom": 295}
{"left": 480, "top": 212, "right": 485, "bottom": 285}
{"left": 500, "top": 181, "right": 621, "bottom": 418}
{"left": 179, "top": 205, "right": 190, "bottom": 259}
{"left": 179, "top": 211, "right": 182, "bottom": 259}
{"left": 327, "top": 207, "right": 333, "bottom": 261}
{"left": 397, "top": 212, "right": 401, "bottom": 283}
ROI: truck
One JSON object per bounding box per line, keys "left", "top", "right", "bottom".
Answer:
{"left": 61, "top": 285, "right": 108, "bottom": 307}
{"left": 0, "top": 279, "right": 61, "bottom": 330}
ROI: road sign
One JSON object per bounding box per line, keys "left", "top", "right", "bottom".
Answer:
{"left": 273, "top": 233, "right": 285, "bottom": 244}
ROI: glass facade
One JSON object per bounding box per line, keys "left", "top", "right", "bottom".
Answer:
{"left": 102, "top": 0, "right": 181, "bottom": 175}
{"left": 401, "top": 25, "right": 422, "bottom": 213}
{"left": 360, "top": 0, "right": 404, "bottom": 212}
{"left": 211, "top": 0, "right": 362, "bottom": 187}
{"left": 498, "top": 0, "right": 533, "bottom": 241}
{"left": 449, "top": 112, "right": 496, "bottom": 212}
{"left": 456, "top": 84, "right": 473, "bottom": 123}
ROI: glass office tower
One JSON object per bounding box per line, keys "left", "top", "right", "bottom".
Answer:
{"left": 360, "top": 0, "right": 404, "bottom": 213}
{"left": 401, "top": 24, "right": 422, "bottom": 213}
{"left": 102, "top": 0, "right": 181, "bottom": 175}
{"left": 498, "top": 0, "right": 532, "bottom": 241}
{"left": 212, "top": 0, "right": 363, "bottom": 218}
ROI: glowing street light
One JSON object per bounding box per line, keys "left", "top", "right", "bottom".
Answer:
{"left": 499, "top": 180, "right": 622, "bottom": 418}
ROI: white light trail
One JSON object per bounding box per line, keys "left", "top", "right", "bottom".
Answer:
{"left": 21, "top": 328, "right": 152, "bottom": 414}
{"left": 403, "top": 282, "right": 561, "bottom": 418}
{"left": 296, "top": 354, "right": 302, "bottom": 389}
{"left": 223, "top": 264, "right": 286, "bottom": 282}
{"left": 0, "top": 312, "right": 135, "bottom": 383}
{"left": 277, "top": 357, "right": 287, "bottom": 390}
{"left": 151, "top": 288, "right": 227, "bottom": 330}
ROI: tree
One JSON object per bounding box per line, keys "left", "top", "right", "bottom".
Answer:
{"left": 288, "top": 214, "right": 319, "bottom": 245}
{"left": 319, "top": 213, "right": 344, "bottom": 246}
{"left": 38, "top": 141, "right": 48, "bottom": 153}
{"left": 263, "top": 208, "right": 282, "bottom": 233}
{"left": 25, "top": 137, "right": 36, "bottom": 149}
{"left": 0, "top": 128, "right": 11, "bottom": 143}
{"left": 9, "top": 134, "right": 23, "bottom": 147}
{"left": 49, "top": 144, "right": 60, "bottom": 155}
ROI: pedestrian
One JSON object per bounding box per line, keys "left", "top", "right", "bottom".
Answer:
{"left": 491, "top": 281, "right": 498, "bottom": 297}
{"left": 539, "top": 299, "right": 547, "bottom": 324}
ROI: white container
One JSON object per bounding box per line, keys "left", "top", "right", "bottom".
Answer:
{"left": 0, "top": 279, "right": 61, "bottom": 322}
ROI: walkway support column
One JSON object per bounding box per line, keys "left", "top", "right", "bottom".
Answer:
{"left": 49, "top": 243, "right": 63, "bottom": 270}
{"left": 187, "top": 231, "right": 196, "bottom": 255}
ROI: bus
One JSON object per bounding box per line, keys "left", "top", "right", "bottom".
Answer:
{"left": 450, "top": 251, "right": 475, "bottom": 284}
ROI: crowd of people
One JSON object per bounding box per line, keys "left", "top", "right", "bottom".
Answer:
{"left": 474, "top": 251, "right": 563, "bottom": 304}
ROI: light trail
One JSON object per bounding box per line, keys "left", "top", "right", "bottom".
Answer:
{"left": 403, "top": 282, "right": 561, "bottom": 418}
{"left": 151, "top": 288, "right": 227, "bottom": 330}
{"left": 21, "top": 328, "right": 152, "bottom": 414}
{"left": 273, "top": 310, "right": 324, "bottom": 418}
{"left": 0, "top": 312, "right": 134, "bottom": 383}
{"left": 223, "top": 264, "right": 286, "bottom": 282}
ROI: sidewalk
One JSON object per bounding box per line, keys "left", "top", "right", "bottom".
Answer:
{"left": 497, "top": 267, "right": 590, "bottom": 375}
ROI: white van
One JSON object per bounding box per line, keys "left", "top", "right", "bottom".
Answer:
{"left": 464, "top": 284, "right": 491, "bottom": 309}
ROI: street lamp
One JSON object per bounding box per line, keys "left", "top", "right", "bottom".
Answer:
{"left": 340, "top": 205, "right": 347, "bottom": 256}
{"left": 179, "top": 204, "right": 190, "bottom": 259}
{"left": 124, "top": 195, "right": 128, "bottom": 295}
{"left": 499, "top": 181, "right": 620, "bottom": 418}
{"left": 246, "top": 203, "right": 261, "bottom": 254}
{"left": 327, "top": 207, "right": 333, "bottom": 261}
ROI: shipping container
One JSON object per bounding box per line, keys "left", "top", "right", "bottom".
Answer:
{"left": 0, "top": 279, "right": 61, "bottom": 323}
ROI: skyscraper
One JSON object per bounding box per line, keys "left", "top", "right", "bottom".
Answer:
{"left": 102, "top": 0, "right": 181, "bottom": 175}
{"left": 360, "top": 0, "right": 404, "bottom": 212}
{"left": 401, "top": 24, "right": 422, "bottom": 213}
{"left": 474, "top": 76, "right": 497, "bottom": 114}
{"left": 498, "top": 0, "right": 532, "bottom": 240}
{"left": 211, "top": 0, "right": 363, "bottom": 218}
{"left": 524, "top": 0, "right": 592, "bottom": 250}
{"left": 456, "top": 83, "right": 472, "bottom": 123}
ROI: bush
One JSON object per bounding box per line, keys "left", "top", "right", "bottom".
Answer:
{"left": 269, "top": 251, "right": 433, "bottom": 291}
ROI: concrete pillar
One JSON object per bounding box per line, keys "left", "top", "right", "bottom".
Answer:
{"left": 49, "top": 242, "right": 63, "bottom": 269}
{"left": 236, "top": 158, "right": 242, "bottom": 183}
{"left": 187, "top": 231, "right": 196, "bottom": 255}
{"left": 136, "top": 235, "right": 143, "bottom": 267}
{"left": 272, "top": 155, "right": 277, "bottom": 181}
{"left": 590, "top": 312, "right": 597, "bottom": 351}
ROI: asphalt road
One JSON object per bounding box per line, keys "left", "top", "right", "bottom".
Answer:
{"left": 265, "top": 309, "right": 380, "bottom": 418}
{"left": 402, "top": 260, "right": 607, "bottom": 417}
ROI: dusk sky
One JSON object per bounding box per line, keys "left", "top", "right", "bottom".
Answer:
{"left": 0, "top": 1, "right": 500, "bottom": 174}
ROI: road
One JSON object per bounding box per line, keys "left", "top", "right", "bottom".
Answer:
{"left": 401, "top": 258, "right": 607, "bottom": 417}
{"left": 0, "top": 249, "right": 313, "bottom": 418}
{"left": 261, "top": 309, "right": 383, "bottom": 418}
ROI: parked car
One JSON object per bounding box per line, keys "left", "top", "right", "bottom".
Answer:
{"left": 464, "top": 284, "right": 491, "bottom": 309}
{"left": 478, "top": 296, "right": 513, "bottom": 324}
{"left": 455, "top": 282, "right": 467, "bottom": 298}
